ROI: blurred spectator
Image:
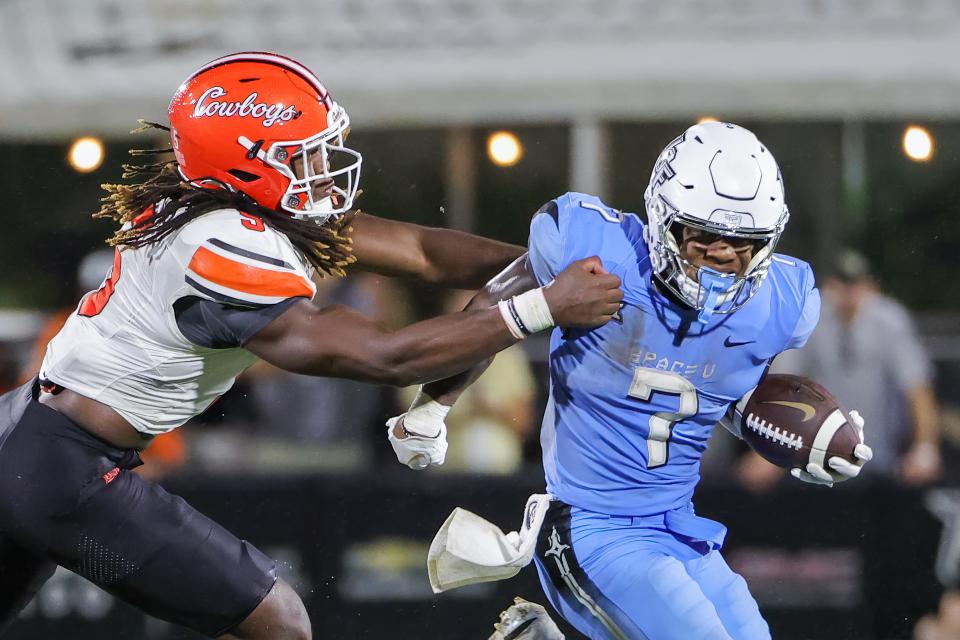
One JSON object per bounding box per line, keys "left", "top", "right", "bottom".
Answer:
{"left": 18, "top": 249, "right": 186, "bottom": 479}
{"left": 399, "top": 290, "right": 537, "bottom": 474}
{"left": 771, "top": 249, "right": 941, "bottom": 485}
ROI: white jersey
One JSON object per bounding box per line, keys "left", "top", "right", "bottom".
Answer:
{"left": 40, "top": 207, "right": 316, "bottom": 435}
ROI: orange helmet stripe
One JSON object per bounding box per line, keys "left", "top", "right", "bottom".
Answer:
{"left": 188, "top": 246, "right": 313, "bottom": 299}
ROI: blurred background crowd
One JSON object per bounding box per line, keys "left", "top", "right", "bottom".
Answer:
{"left": 1, "top": 1, "right": 959, "bottom": 638}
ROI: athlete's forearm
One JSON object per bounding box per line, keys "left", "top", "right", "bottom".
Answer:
{"left": 413, "top": 226, "right": 525, "bottom": 289}
{"left": 247, "top": 300, "right": 519, "bottom": 387}
{"left": 249, "top": 254, "right": 619, "bottom": 387}
{"left": 348, "top": 214, "right": 524, "bottom": 288}
{"left": 363, "top": 307, "right": 521, "bottom": 387}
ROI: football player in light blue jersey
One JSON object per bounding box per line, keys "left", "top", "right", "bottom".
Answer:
{"left": 392, "top": 122, "right": 873, "bottom": 639}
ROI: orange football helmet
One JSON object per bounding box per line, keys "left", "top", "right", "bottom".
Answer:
{"left": 168, "top": 51, "right": 361, "bottom": 223}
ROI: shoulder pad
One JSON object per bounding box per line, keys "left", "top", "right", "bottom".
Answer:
{"left": 174, "top": 209, "right": 316, "bottom": 306}
{"left": 557, "top": 192, "right": 642, "bottom": 226}
{"left": 769, "top": 253, "right": 814, "bottom": 286}
{"left": 556, "top": 192, "right": 645, "bottom": 262}
{"left": 767, "top": 253, "right": 819, "bottom": 348}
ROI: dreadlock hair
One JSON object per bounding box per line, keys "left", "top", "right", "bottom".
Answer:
{"left": 94, "top": 120, "right": 356, "bottom": 277}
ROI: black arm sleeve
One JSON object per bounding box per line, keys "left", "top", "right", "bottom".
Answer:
{"left": 173, "top": 296, "right": 302, "bottom": 349}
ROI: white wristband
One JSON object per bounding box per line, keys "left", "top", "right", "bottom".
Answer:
{"left": 403, "top": 397, "right": 450, "bottom": 438}
{"left": 515, "top": 287, "right": 555, "bottom": 332}
{"left": 497, "top": 288, "right": 555, "bottom": 339}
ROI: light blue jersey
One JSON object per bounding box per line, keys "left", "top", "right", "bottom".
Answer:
{"left": 529, "top": 192, "right": 820, "bottom": 517}
{"left": 529, "top": 193, "right": 820, "bottom": 639}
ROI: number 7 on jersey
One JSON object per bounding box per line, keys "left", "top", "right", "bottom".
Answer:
{"left": 628, "top": 368, "right": 699, "bottom": 468}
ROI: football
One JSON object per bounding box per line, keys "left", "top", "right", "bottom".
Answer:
{"left": 737, "top": 374, "right": 860, "bottom": 470}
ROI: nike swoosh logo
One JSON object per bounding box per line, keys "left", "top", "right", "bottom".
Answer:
{"left": 760, "top": 400, "right": 817, "bottom": 422}
{"left": 724, "top": 337, "right": 755, "bottom": 347}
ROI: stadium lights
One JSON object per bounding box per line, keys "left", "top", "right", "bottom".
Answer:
{"left": 487, "top": 131, "right": 523, "bottom": 167}
{"left": 697, "top": 116, "right": 719, "bottom": 124}
{"left": 68, "top": 137, "right": 105, "bottom": 173}
{"left": 902, "top": 125, "right": 934, "bottom": 162}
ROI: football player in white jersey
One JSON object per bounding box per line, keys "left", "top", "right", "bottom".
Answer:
{"left": 0, "top": 52, "right": 623, "bottom": 640}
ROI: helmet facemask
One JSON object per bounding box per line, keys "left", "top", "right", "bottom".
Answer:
{"left": 239, "top": 104, "right": 361, "bottom": 224}
{"left": 644, "top": 186, "right": 787, "bottom": 322}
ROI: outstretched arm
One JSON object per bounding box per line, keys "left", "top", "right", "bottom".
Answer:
{"left": 247, "top": 298, "right": 519, "bottom": 387}
{"left": 347, "top": 213, "right": 525, "bottom": 289}
{"left": 246, "top": 256, "right": 621, "bottom": 388}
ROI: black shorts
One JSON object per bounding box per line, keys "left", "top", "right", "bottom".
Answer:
{"left": 0, "top": 381, "right": 276, "bottom": 637}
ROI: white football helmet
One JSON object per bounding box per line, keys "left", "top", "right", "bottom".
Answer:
{"left": 643, "top": 122, "right": 789, "bottom": 321}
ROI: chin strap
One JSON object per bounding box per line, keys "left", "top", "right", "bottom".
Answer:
{"left": 695, "top": 267, "right": 734, "bottom": 324}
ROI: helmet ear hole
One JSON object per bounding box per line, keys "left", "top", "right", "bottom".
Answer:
{"left": 227, "top": 169, "right": 261, "bottom": 183}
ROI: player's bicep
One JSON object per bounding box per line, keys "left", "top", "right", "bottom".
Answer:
{"left": 347, "top": 214, "right": 430, "bottom": 278}
{"left": 528, "top": 201, "right": 563, "bottom": 286}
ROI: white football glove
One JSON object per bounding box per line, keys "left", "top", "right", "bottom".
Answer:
{"left": 791, "top": 410, "right": 873, "bottom": 487}
{"left": 386, "top": 415, "right": 448, "bottom": 470}
{"left": 386, "top": 397, "right": 450, "bottom": 470}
